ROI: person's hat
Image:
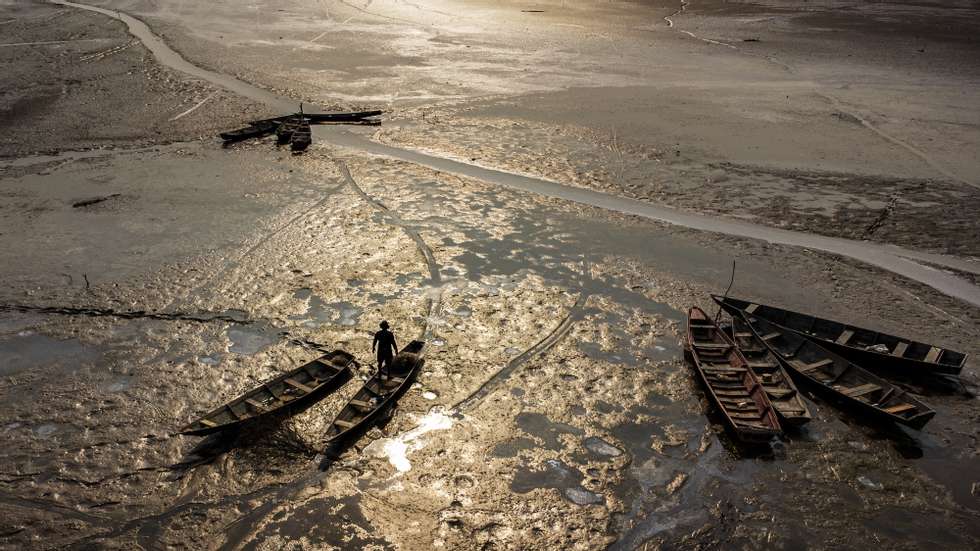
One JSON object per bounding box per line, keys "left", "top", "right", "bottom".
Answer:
{"left": 380, "top": 320, "right": 390, "bottom": 329}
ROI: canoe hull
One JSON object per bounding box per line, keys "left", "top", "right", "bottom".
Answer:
{"left": 736, "top": 313, "right": 936, "bottom": 430}
{"left": 686, "top": 307, "right": 782, "bottom": 444}
{"left": 180, "top": 351, "right": 355, "bottom": 436}
{"left": 712, "top": 295, "right": 966, "bottom": 376}
{"left": 323, "top": 341, "right": 425, "bottom": 453}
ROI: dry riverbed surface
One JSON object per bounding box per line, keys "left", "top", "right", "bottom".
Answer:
{"left": 1, "top": 0, "right": 979, "bottom": 550}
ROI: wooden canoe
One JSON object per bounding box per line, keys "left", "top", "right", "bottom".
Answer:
{"left": 738, "top": 313, "right": 936, "bottom": 430}
{"left": 323, "top": 340, "right": 425, "bottom": 451}
{"left": 712, "top": 295, "right": 966, "bottom": 376}
{"left": 276, "top": 115, "right": 305, "bottom": 144}
{"left": 220, "top": 118, "right": 284, "bottom": 142}
{"left": 730, "top": 314, "right": 812, "bottom": 426}
{"left": 290, "top": 118, "right": 312, "bottom": 152}
{"left": 686, "top": 307, "right": 782, "bottom": 443}
{"left": 180, "top": 350, "right": 355, "bottom": 436}
{"left": 219, "top": 111, "right": 382, "bottom": 142}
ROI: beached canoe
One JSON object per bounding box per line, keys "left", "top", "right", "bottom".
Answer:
{"left": 290, "top": 117, "right": 312, "bottom": 152}
{"left": 730, "top": 314, "right": 812, "bottom": 426}
{"left": 712, "top": 295, "right": 966, "bottom": 376}
{"left": 306, "top": 110, "right": 382, "bottom": 123}
{"left": 179, "top": 350, "right": 355, "bottom": 436}
{"left": 276, "top": 115, "right": 305, "bottom": 144}
{"left": 738, "top": 313, "right": 936, "bottom": 430}
{"left": 219, "top": 110, "right": 382, "bottom": 142}
{"left": 323, "top": 340, "right": 425, "bottom": 452}
{"left": 686, "top": 307, "right": 782, "bottom": 443}
{"left": 219, "top": 117, "right": 284, "bottom": 142}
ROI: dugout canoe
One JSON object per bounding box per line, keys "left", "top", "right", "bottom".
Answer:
{"left": 739, "top": 313, "right": 936, "bottom": 430}
{"left": 730, "top": 314, "right": 812, "bottom": 426}
{"left": 686, "top": 307, "right": 781, "bottom": 443}
{"left": 180, "top": 350, "right": 355, "bottom": 436}
{"left": 712, "top": 295, "right": 966, "bottom": 376}
{"left": 323, "top": 340, "right": 425, "bottom": 452}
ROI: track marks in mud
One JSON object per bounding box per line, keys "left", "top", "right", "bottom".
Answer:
{"left": 336, "top": 160, "right": 443, "bottom": 340}
{"left": 454, "top": 262, "right": 592, "bottom": 412}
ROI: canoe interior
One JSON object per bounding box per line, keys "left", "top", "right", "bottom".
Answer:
{"left": 730, "top": 315, "right": 811, "bottom": 426}
{"left": 290, "top": 119, "right": 312, "bottom": 151}
{"left": 181, "top": 350, "right": 355, "bottom": 435}
{"left": 713, "top": 295, "right": 966, "bottom": 370}
{"left": 276, "top": 116, "right": 305, "bottom": 144}
{"left": 742, "top": 314, "right": 935, "bottom": 429}
{"left": 325, "top": 340, "right": 425, "bottom": 442}
{"left": 687, "top": 307, "right": 781, "bottom": 442}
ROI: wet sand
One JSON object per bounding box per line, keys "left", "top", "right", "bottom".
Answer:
{"left": 1, "top": 0, "right": 979, "bottom": 549}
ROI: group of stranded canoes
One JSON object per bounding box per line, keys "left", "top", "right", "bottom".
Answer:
{"left": 218, "top": 105, "right": 382, "bottom": 153}
{"left": 687, "top": 295, "right": 967, "bottom": 444}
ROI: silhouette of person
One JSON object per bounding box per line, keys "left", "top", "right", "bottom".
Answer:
{"left": 372, "top": 320, "right": 398, "bottom": 378}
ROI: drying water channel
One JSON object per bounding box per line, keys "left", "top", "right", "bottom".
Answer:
{"left": 51, "top": 0, "right": 980, "bottom": 308}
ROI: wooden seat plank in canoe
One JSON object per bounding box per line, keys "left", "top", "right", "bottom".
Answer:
{"left": 747, "top": 361, "right": 777, "bottom": 369}
{"left": 348, "top": 399, "right": 373, "bottom": 410}
{"left": 334, "top": 419, "right": 357, "bottom": 428}
{"left": 764, "top": 387, "right": 796, "bottom": 399}
{"left": 200, "top": 419, "right": 218, "bottom": 427}
{"left": 245, "top": 398, "right": 269, "bottom": 412}
{"left": 714, "top": 389, "right": 750, "bottom": 397}
{"left": 385, "top": 377, "right": 406, "bottom": 384}
{"left": 842, "top": 383, "right": 881, "bottom": 398}
{"left": 836, "top": 329, "right": 855, "bottom": 345}
{"left": 693, "top": 342, "right": 731, "bottom": 350}
{"left": 883, "top": 403, "right": 916, "bottom": 415}
{"left": 760, "top": 332, "right": 781, "bottom": 341}
{"left": 704, "top": 366, "right": 746, "bottom": 373}
{"left": 285, "top": 378, "right": 315, "bottom": 394}
{"left": 730, "top": 411, "right": 764, "bottom": 419}
{"left": 892, "top": 342, "right": 909, "bottom": 357}
{"left": 796, "top": 359, "right": 834, "bottom": 373}
{"left": 315, "top": 357, "right": 341, "bottom": 371}
{"left": 924, "top": 347, "right": 943, "bottom": 363}
{"left": 745, "top": 304, "right": 759, "bottom": 313}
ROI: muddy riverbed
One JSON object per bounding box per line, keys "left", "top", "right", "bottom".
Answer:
{"left": 2, "top": 0, "right": 979, "bottom": 549}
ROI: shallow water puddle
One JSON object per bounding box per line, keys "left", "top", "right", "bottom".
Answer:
{"left": 290, "top": 288, "right": 361, "bottom": 327}
{"left": 226, "top": 325, "right": 276, "bottom": 355}
{"left": 0, "top": 332, "right": 101, "bottom": 375}
{"left": 363, "top": 409, "right": 455, "bottom": 472}
{"left": 511, "top": 459, "right": 604, "bottom": 506}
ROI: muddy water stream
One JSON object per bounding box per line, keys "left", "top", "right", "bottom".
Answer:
{"left": 52, "top": 0, "right": 980, "bottom": 308}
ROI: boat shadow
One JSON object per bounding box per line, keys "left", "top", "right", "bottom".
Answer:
{"left": 170, "top": 415, "right": 320, "bottom": 474}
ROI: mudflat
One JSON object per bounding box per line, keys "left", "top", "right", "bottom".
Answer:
{"left": 1, "top": 1, "right": 978, "bottom": 549}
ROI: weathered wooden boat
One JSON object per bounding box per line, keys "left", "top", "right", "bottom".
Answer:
{"left": 219, "top": 117, "right": 285, "bottom": 142}
{"left": 276, "top": 114, "right": 304, "bottom": 145}
{"left": 712, "top": 295, "right": 966, "bottom": 376}
{"left": 180, "top": 350, "right": 355, "bottom": 436}
{"left": 738, "top": 313, "right": 936, "bottom": 430}
{"left": 323, "top": 340, "right": 425, "bottom": 452}
{"left": 290, "top": 117, "right": 312, "bottom": 152}
{"left": 306, "top": 110, "right": 382, "bottom": 123}
{"left": 686, "top": 307, "right": 781, "bottom": 443}
{"left": 219, "top": 110, "right": 382, "bottom": 142}
{"left": 729, "top": 314, "right": 812, "bottom": 426}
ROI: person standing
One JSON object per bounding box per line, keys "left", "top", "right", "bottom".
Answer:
{"left": 372, "top": 320, "right": 398, "bottom": 379}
